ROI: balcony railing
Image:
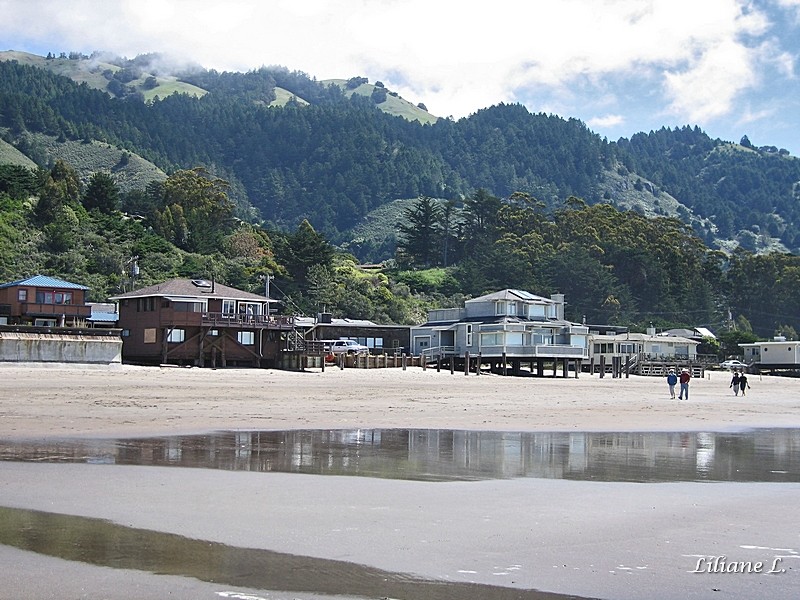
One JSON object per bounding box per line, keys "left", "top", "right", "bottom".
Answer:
{"left": 420, "top": 345, "right": 589, "bottom": 359}
{"left": 204, "top": 312, "right": 294, "bottom": 328}
{"left": 160, "top": 310, "right": 294, "bottom": 329}
{"left": 20, "top": 303, "right": 92, "bottom": 318}
{"left": 478, "top": 344, "right": 589, "bottom": 358}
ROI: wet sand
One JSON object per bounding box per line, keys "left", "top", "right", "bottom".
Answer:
{"left": 1, "top": 365, "right": 799, "bottom": 599}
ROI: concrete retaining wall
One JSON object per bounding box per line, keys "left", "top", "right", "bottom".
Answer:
{"left": 0, "top": 330, "right": 122, "bottom": 365}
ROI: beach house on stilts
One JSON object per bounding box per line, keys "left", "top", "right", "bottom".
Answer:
{"left": 109, "top": 278, "right": 296, "bottom": 368}
{"left": 410, "top": 289, "right": 589, "bottom": 376}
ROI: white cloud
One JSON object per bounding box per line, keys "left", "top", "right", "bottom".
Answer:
{"left": 588, "top": 114, "right": 626, "bottom": 129}
{"left": 662, "top": 39, "right": 758, "bottom": 123}
{"left": 0, "top": 0, "right": 796, "bottom": 146}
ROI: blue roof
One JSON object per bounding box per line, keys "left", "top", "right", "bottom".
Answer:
{"left": 89, "top": 312, "right": 118, "bottom": 322}
{"left": 0, "top": 275, "right": 90, "bottom": 290}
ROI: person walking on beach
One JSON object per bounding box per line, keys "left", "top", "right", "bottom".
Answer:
{"left": 666, "top": 369, "right": 678, "bottom": 399}
{"left": 738, "top": 372, "right": 750, "bottom": 396}
{"left": 730, "top": 370, "right": 741, "bottom": 396}
{"left": 678, "top": 368, "right": 691, "bottom": 400}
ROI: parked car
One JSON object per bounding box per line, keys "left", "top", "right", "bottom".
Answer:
{"left": 327, "top": 339, "right": 369, "bottom": 355}
{"left": 719, "top": 359, "right": 747, "bottom": 370}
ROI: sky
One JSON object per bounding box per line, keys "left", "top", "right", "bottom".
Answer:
{"left": 2, "top": 0, "right": 799, "bottom": 155}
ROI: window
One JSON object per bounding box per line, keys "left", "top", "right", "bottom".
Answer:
{"left": 167, "top": 329, "right": 185, "bottom": 343}
{"left": 137, "top": 297, "right": 156, "bottom": 312}
{"left": 222, "top": 299, "right": 236, "bottom": 315}
{"left": 618, "top": 343, "right": 635, "bottom": 354}
{"left": 17, "top": 289, "right": 27, "bottom": 301}
{"left": 173, "top": 301, "right": 204, "bottom": 312}
{"left": 237, "top": 303, "right": 261, "bottom": 320}
{"left": 238, "top": 331, "right": 255, "bottom": 345}
{"left": 34, "top": 318, "right": 57, "bottom": 327}
{"left": 35, "top": 291, "right": 54, "bottom": 304}
{"left": 481, "top": 332, "right": 501, "bottom": 346}
{"left": 506, "top": 332, "right": 523, "bottom": 345}
{"left": 529, "top": 304, "right": 546, "bottom": 318}
{"left": 496, "top": 301, "right": 506, "bottom": 315}
{"left": 466, "top": 324, "right": 473, "bottom": 346}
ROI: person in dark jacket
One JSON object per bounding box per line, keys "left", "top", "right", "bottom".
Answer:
{"left": 666, "top": 369, "right": 678, "bottom": 399}
{"left": 738, "top": 372, "right": 750, "bottom": 396}
{"left": 678, "top": 368, "right": 691, "bottom": 400}
{"left": 730, "top": 370, "right": 741, "bottom": 396}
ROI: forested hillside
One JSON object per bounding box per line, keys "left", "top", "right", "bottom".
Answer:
{"left": 2, "top": 54, "right": 798, "bottom": 257}
{"left": 1, "top": 52, "right": 799, "bottom": 342}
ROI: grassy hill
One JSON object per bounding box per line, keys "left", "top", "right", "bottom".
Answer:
{"left": 268, "top": 86, "right": 310, "bottom": 107}
{"left": 0, "top": 50, "right": 207, "bottom": 100}
{"left": 323, "top": 79, "right": 437, "bottom": 124}
{"left": 10, "top": 131, "right": 166, "bottom": 192}
{"left": 0, "top": 138, "right": 38, "bottom": 169}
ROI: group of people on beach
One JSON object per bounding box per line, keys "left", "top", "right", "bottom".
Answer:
{"left": 665, "top": 367, "right": 750, "bottom": 399}
{"left": 666, "top": 368, "right": 692, "bottom": 399}
{"left": 729, "top": 370, "right": 750, "bottom": 396}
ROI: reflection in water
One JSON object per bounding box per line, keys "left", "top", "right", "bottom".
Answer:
{"left": 0, "top": 506, "right": 585, "bottom": 600}
{"left": 1, "top": 428, "right": 799, "bottom": 482}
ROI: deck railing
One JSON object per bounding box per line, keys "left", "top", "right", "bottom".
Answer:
{"left": 202, "top": 312, "right": 294, "bottom": 328}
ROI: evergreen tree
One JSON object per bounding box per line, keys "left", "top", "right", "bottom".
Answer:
{"left": 83, "top": 172, "right": 120, "bottom": 213}
{"left": 396, "top": 196, "right": 443, "bottom": 268}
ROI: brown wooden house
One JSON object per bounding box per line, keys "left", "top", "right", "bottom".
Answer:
{"left": 0, "top": 275, "right": 92, "bottom": 327}
{"left": 109, "top": 278, "right": 295, "bottom": 368}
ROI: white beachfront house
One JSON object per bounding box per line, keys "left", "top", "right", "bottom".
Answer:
{"left": 410, "top": 289, "right": 589, "bottom": 374}
{"left": 589, "top": 330, "right": 700, "bottom": 364}
{"left": 739, "top": 338, "right": 800, "bottom": 372}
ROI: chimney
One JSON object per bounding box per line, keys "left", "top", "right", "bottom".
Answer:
{"left": 550, "top": 293, "right": 565, "bottom": 320}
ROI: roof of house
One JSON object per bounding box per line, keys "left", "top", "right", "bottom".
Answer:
{"left": 0, "top": 274, "right": 89, "bottom": 290}
{"left": 88, "top": 311, "right": 119, "bottom": 323}
{"left": 592, "top": 332, "right": 700, "bottom": 345}
{"left": 695, "top": 327, "right": 716, "bottom": 339}
{"left": 466, "top": 289, "right": 555, "bottom": 304}
{"left": 108, "top": 278, "right": 275, "bottom": 303}
{"left": 659, "top": 327, "right": 716, "bottom": 339}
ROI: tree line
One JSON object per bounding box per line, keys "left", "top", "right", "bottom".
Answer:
{"left": 394, "top": 192, "right": 799, "bottom": 339}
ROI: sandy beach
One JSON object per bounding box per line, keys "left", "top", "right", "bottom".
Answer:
{"left": 1, "top": 365, "right": 799, "bottom": 600}
{"left": 1, "top": 364, "right": 799, "bottom": 438}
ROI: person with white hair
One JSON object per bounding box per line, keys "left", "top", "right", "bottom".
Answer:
{"left": 666, "top": 368, "right": 678, "bottom": 399}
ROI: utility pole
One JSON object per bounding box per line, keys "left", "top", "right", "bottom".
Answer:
{"left": 264, "top": 273, "right": 275, "bottom": 316}
{"left": 123, "top": 256, "right": 139, "bottom": 292}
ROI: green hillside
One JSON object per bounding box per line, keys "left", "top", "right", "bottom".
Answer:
{"left": 269, "top": 86, "right": 310, "bottom": 107}
{"left": 0, "top": 50, "right": 207, "bottom": 101}
{"left": 0, "top": 137, "right": 37, "bottom": 168}
{"left": 29, "top": 133, "right": 166, "bottom": 192}
{"left": 324, "top": 78, "right": 437, "bottom": 124}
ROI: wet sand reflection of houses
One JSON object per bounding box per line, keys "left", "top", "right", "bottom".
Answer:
{"left": 3, "top": 428, "right": 799, "bottom": 483}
